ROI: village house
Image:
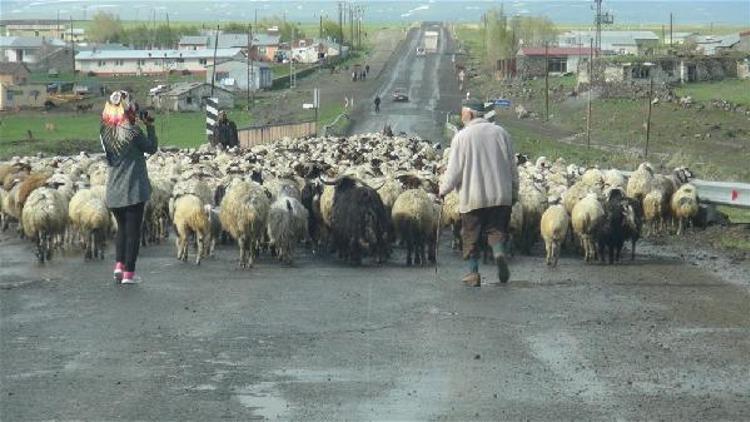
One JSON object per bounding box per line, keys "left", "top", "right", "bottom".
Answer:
{"left": 0, "top": 82, "right": 47, "bottom": 111}
{"left": 178, "top": 33, "right": 281, "bottom": 62}
{"left": 1, "top": 19, "right": 68, "bottom": 39}
{"left": 578, "top": 55, "right": 739, "bottom": 86}
{"left": 0, "top": 62, "right": 31, "bottom": 85}
{"left": 0, "top": 36, "right": 67, "bottom": 65}
{"left": 205, "top": 59, "right": 273, "bottom": 91}
{"left": 738, "top": 30, "right": 750, "bottom": 52}
{"left": 558, "top": 30, "right": 659, "bottom": 56}
{"left": 147, "top": 81, "right": 234, "bottom": 112}
{"left": 516, "top": 47, "right": 598, "bottom": 78}
{"left": 688, "top": 34, "right": 741, "bottom": 55}
{"left": 75, "top": 48, "right": 243, "bottom": 76}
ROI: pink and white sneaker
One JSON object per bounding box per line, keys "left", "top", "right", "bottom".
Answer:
{"left": 121, "top": 272, "right": 141, "bottom": 285}
{"left": 113, "top": 262, "right": 124, "bottom": 281}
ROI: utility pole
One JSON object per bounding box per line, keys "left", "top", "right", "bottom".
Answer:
{"left": 350, "top": 6, "right": 354, "bottom": 48}
{"left": 290, "top": 27, "right": 296, "bottom": 88}
{"left": 69, "top": 16, "right": 76, "bottom": 76}
{"left": 255, "top": 9, "right": 258, "bottom": 30}
{"left": 57, "top": 10, "right": 60, "bottom": 39}
{"left": 339, "top": 2, "right": 344, "bottom": 45}
{"left": 593, "top": 0, "right": 614, "bottom": 57}
{"left": 644, "top": 74, "right": 654, "bottom": 158}
{"left": 211, "top": 25, "right": 219, "bottom": 96}
{"left": 669, "top": 13, "right": 673, "bottom": 47}
{"left": 544, "top": 42, "right": 549, "bottom": 121}
{"left": 319, "top": 15, "right": 323, "bottom": 39}
{"left": 586, "top": 39, "right": 593, "bottom": 154}
{"left": 251, "top": 25, "right": 254, "bottom": 111}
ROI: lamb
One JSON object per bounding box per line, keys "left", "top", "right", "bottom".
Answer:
{"left": 266, "top": 194, "right": 309, "bottom": 264}
{"left": 205, "top": 205, "right": 222, "bottom": 257}
{"left": 143, "top": 177, "right": 174, "bottom": 245}
{"left": 622, "top": 197, "right": 643, "bottom": 261}
{"left": 172, "top": 194, "right": 211, "bottom": 265}
{"left": 540, "top": 203, "right": 569, "bottom": 267}
{"left": 671, "top": 183, "right": 699, "bottom": 235}
{"left": 517, "top": 178, "right": 547, "bottom": 253}
{"left": 581, "top": 168, "right": 605, "bottom": 189}
{"left": 626, "top": 162, "right": 654, "bottom": 202}
{"left": 219, "top": 180, "right": 271, "bottom": 268}
{"left": 391, "top": 189, "right": 434, "bottom": 266}
{"left": 68, "top": 189, "right": 111, "bottom": 260}
{"left": 571, "top": 192, "right": 605, "bottom": 263}
{"left": 642, "top": 189, "right": 668, "bottom": 236}
{"left": 21, "top": 187, "right": 68, "bottom": 263}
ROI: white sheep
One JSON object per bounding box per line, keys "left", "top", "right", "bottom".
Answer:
{"left": 642, "top": 189, "right": 667, "bottom": 236}
{"left": 392, "top": 188, "right": 435, "bottom": 266}
{"left": 540, "top": 204, "right": 570, "bottom": 267}
{"left": 626, "top": 162, "right": 655, "bottom": 202}
{"left": 172, "top": 194, "right": 211, "bottom": 265}
{"left": 571, "top": 192, "right": 605, "bottom": 263}
{"left": 219, "top": 180, "right": 271, "bottom": 269}
{"left": 671, "top": 183, "right": 699, "bottom": 235}
{"left": 266, "top": 194, "right": 309, "bottom": 264}
{"left": 603, "top": 169, "right": 626, "bottom": 190}
{"left": 21, "top": 187, "right": 68, "bottom": 263}
{"left": 440, "top": 190, "right": 461, "bottom": 250}
{"left": 68, "top": 189, "right": 111, "bottom": 260}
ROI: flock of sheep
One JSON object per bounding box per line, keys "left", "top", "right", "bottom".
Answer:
{"left": 0, "top": 132, "right": 700, "bottom": 270}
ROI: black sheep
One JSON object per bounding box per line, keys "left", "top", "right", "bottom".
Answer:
{"left": 596, "top": 188, "right": 630, "bottom": 264}
{"left": 324, "top": 176, "right": 390, "bottom": 265}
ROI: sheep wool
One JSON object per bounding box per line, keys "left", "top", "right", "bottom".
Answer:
{"left": 671, "top": 183, "right": 699, "bottom": 235}
{"left": 267, "top": 194, "right": 309, "bottom": 264}
{"left": 392, "top": 189, "right": 435, "bottom": 266}
{"left": 626, "top": 162, "right": 655, "bottom": 202}
{"left": 21, "top": 187, "right": 68, "bottom": 263}
{"left": 540, "top": 204, "right": 570, "bottom": 267}
{"left": 571, "top": 193, "right": 605, "bottom": 263}
{"left": 173, "top": 194, "right": 211, "bottom": 265}
{"left": 219, "top": 180, "right": 271, "bottom": 269}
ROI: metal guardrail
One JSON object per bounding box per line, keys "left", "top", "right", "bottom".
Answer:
{"left": 619, "top": 171, "right": 748, "bottom": 209}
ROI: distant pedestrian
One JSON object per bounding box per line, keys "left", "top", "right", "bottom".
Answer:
{"left": 374, "top": 95, "right": 381, "bottom": 113}
{"left": 100, "top": 90, "right": 158, "bottom": 285}
{"left": 212, "top": 111, "right": 239, "bottom": 149}
{"left": 365, "top": 64, "right": 370, "bottom": 75}
{"left": 352, "top": 71, "right": 357, "bottom": 82}
{"left": 344, "top": 96, "right": 350, "bottom": 109}
{"left": 360, "top": 70, "right": 366, "bottom": 81}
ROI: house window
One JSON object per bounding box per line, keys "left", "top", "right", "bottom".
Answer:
{"left": 548, "top": 57, "right": 567, "bottom": 73}
{"left": 137, "top": 59, "right": 145, "bottom": 66}
{"left": 98, "top": 60, "right": 106, "bottom": 67}
{"left": 199, "top": 58, "right": 207, "bottom": 65}
{"left": 177, "top": 58, "right": 185, "bottom": 63}
{"left": 115, "top": 60, "right": 124, "bottom": 66}
{"left": 631, "top": 66, "right": 650, "bottom": 79}
{"left": 186, "top": 96, "right": 193, "bottom": 104}
{"left": 259, "top": 47, "right": 267, "bottom": 54}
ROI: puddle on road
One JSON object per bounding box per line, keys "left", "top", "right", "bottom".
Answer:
{"left": 233, "top": 382, "right": 289, "bottom": 420}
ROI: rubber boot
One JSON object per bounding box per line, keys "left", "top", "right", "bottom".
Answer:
{"left": 493, "top": 242, "right": 510, "bottom": 283}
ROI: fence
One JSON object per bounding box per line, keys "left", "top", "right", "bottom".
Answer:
{"left": 238, "top": 120, "right": 317, "bottom": 148}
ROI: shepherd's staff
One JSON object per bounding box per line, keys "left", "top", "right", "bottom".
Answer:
{"left": 434, "top": 198, "right": 443, "bottom": 278}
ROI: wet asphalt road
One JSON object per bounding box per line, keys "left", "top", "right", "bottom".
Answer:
{"left": 348, "top": 23, "right": 462, "bottom": 141}
{"left": 2, "top": 231, "right": 750, "bottom": 420}
{"left": 3, "top": 25, "right": 750, "bottom": 421}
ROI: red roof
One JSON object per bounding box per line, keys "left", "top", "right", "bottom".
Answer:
{"left": 518, "top": 47, "right": 599, "bottom": 57}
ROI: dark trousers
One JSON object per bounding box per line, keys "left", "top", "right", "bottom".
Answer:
{"left": 461, "top": 205, "right": 511, "bottom": 260}
{"left": 112, "top": 202, "right": 145, "bottom": 272}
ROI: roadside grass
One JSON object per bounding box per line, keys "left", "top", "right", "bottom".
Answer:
{"left": 675, "top": 79, "right": 750, "bottom": 105}
{"left": 0, "top": 109, "right": 255, "bottom": 157}
{"left": 719, "top": 206, "right": 750, "bottom": 224}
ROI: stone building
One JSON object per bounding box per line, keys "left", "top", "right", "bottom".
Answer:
{"left": 516, "top": 47, "right": 598, "bottom": 78}
{"left": 148, "top": 82, "right": 234, "bottom": 112}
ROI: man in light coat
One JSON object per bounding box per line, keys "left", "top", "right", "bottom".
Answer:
{"left": 439, "top": 99, "right": 519, "bottom": 287}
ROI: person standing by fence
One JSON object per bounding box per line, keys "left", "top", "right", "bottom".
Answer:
{"left": 374, "top": 95, "right": 381, "bottom": 113}
{"left": 100, "top": 90, "right": 158, "bottom": 285}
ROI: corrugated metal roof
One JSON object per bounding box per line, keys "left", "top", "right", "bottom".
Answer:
{"left": 179, "top": 36, "right": 209, "bottom": 45}
{"left": 160, "top": 81, "right": 231, "bottom": 97}
{"left": 0, "top": 35, "right": 65, "bottom": 48}
{"left": 75, "top": 48, "right": 242, "bottom": 60}
{"left": 519, "top": 47, "right": 598, "bottom": 57}
{"left": 559, "top": 30, "right": 659, "bottom": 50}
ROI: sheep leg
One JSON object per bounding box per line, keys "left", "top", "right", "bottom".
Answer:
{"left": 238, "top": 235, "right": 247, "bottom": 268}
{"left": 630, "top": 239, "right": 636, "bottom": 261}
{"left": 677, "top": 218, "right": 684, "bottom": 236}
{"left": 195, "top": 234, "right": 204, "bottom": 265}
{"left": 552, "top": 241, "right": 560, "bottom": 268}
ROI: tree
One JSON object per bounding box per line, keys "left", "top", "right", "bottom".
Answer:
{"left": 89, "top": 11, "right": 124, "bottom": 43}
{"left": 321, "top": 19, "right": 343, "bottom": 42}
{"left": 222, "top": 22, "right": 249, "bottom": 33}
{"left": 258, "top": 17, "right": 305, "bottom": 43}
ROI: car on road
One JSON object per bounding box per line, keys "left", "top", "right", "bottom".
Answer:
{"left": 416, "top": 47, "right": 426, "bottom": 56}
{"left": 392, "top": 88, "right": 409, "bottom": 102}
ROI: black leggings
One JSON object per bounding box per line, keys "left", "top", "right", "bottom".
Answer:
{"left": 112, "top": 202, "right": 145, "bottom": 272}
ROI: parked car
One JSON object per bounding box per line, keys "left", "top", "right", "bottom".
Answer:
{"left": 416, "top": 47, "right": 426, "bottom": 56}
{"left": 392, "top": 87, "right": 409, "bottom": 102}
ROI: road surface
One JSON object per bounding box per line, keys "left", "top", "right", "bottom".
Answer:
{"left": 347, "top": 23, "right": 462, "bottom": 141}
{"left": 3, "top": 25, "right": 750, "bottom": 421}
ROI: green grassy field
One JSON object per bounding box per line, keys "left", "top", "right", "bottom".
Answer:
{"left": 675, "top": 79, "right": 750, "bottom": 105}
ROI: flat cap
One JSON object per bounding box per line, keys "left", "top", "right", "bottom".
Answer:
{"left": 462, "top": 98, "right": 485, "bottom": 112}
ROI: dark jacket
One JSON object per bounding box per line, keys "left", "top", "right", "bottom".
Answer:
{"left": 101, "top": 123, "right": 158, "bottom": 208}
{"left": 214, "top": 120, "right": 239, "bottom": 148}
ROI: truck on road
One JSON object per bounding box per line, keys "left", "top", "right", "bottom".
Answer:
{"left": 423, "top": 30, "right": 439, "bottom": 54}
